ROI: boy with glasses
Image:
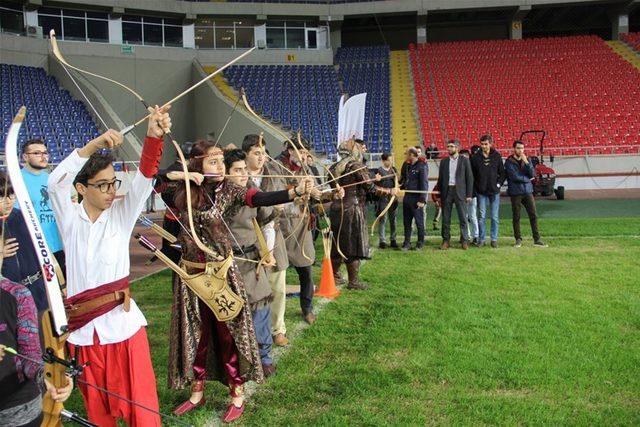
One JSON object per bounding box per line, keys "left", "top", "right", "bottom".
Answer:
{"left": 20, "top": 140, "right": 65, "bottom": 279}
{"left": 47, "top": 106, "right": 171, "bottom": 426}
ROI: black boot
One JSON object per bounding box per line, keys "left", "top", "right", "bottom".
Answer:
{"left": 331, "top": 259, "right": 346, "bottom": 285}
{"left": 346, "top": 261, "right": 369, "bottom": 290}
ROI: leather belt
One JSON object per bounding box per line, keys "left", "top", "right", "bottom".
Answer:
{"left": 233, "top": 244, "right": 257, "bottom": 256}
{"left": 66, "top": 288, "right": 131, "bottom": 317}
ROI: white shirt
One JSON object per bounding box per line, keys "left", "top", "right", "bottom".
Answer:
{"left": 48, "top": 150, "right": 152, "bottom": 346}
{"left": 448, "top": 156, "right": 459, "bottom": 186}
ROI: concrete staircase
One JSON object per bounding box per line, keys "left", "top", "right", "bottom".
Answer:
{"left": 390, "top": 50, "right": 420, "bottom": 166}
{"left": 606, "top": 40, "right": 640, "bottom": 71}
{"left": 202, "top": 65, "right": 239, "bottom": 102}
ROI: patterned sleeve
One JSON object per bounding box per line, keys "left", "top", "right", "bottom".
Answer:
{"left": 14, "top": 285, "right": 44, "bottom": 384}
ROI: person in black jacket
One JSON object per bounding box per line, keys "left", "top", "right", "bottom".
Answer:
{"left": 505, "top": 140, "right": 547, "bottom": 248}
{"left": 437, "top": 140, "right": 474, "bottom": 250}
{"left": 375, "top": 153, "right": 399, "bottom": 249}
{"left": 400, "top": 148, "right": 428, "bottom": 250}
{"left": 470, "top": 135, "right": 506, "bottom": 248}
{"left": 0, "top": 172, "right": 49, "bottom": 312}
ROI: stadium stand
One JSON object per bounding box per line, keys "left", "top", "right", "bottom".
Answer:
{"left": 410, "top": 35, "right": 640, "bottom": 156}
{"left": 1, "top": 64, "right": 101, "bottom": 165}
{"left": 224, "top": 46, "right": 390, "bottom": 155}
{"left": 224, "top": 64, "right": 341, "bottom": 154}
{"left": 335, "top": 45, "right": 391, "bottom": 153}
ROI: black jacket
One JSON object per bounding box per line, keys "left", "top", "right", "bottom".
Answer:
{"left": 437, "top": 155, "right": 474, "bottom": 201}
{"left": 402, "top": 159, "right": 429, "bottom": 203}
{"left": 1, "top": 210, "right": 47, "bottom": 311}
{"left": 470, "top": 149, "right": 506, "bottom": 196}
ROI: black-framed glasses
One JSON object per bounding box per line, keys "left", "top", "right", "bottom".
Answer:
{"left": 86, "top": 179, "right": 122, "bottom": 193}
{"left": 26, "top": 151, "right": 49, "bottom": 157}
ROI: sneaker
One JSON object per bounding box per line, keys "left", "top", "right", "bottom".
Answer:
{"left": 490, "top": 240, "right": 498, "bottom": 249}
{"left": 473, "top": 240, "right": 483, "bottom": 247}
{"left": 472, "top": 238, "right": 478, "bottom": 245}
{"left": 401, "top": 244, "right": 411, "bottom": 252}
{"left": 514, "top": 239, "right": 522, "bottom": 248}
{"left": 534, "top": 240, "right": 548, "bottom": 247}
{"left": 415, "top": 242, "right": 424, "bottom": 250}
{"left": 389, "top": 240, "right": 399, "bottom": 249}
{"left": 379, "top": 241, "right": 387, "bottom": 249}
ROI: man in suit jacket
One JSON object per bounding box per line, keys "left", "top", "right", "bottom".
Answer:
{"left": 437, "top": 139, "right": 474, "bottom": 250}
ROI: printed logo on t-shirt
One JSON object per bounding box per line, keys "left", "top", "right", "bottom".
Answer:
{"left": 39, "top": 184, "right": 56, "bottom": 224}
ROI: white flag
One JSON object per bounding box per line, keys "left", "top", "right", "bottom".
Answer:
{"left": 337, "top": 93, "right": 367, "bottom": 150}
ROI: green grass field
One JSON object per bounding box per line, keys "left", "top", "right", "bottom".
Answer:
{"left": 65, "top": 199, "right": 640, "bottom": 426}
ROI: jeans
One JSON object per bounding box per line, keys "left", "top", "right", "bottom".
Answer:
{"left": 441, "top": 187, "right": 469, "bottom": 243}
{"left": 477, "top": 194, "right": 500, "bottom": 242}
{"left": 465, "top": 197, "right": 479, "bottom": 241}
{"left": 402, "top": 196, "right": 425, "bottom": 245}
{"left": 251, "top": 306, "right": 273, "bottom": 366}
{"left": 378, "top": 202, "right": 397, "bottom": 243}
{"left": 510, "top": 194, "right": 541, "bottom": 241}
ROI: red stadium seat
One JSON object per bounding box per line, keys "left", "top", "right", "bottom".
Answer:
{"left": 410, "top": 35, "right": 640, "bottom": 155}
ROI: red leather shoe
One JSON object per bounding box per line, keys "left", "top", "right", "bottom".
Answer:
{"left": 222, "top": 403, "right": 245, "bottom": 423}
{"left": 173, "top": 396, "right": 206, "bottom": 416}
{"left": 173, "top": 380, "right": 206, "bottom": 416}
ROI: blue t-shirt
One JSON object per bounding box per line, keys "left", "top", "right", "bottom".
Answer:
{"left": 18, "top": 168, "right": 63, "bottom": 253}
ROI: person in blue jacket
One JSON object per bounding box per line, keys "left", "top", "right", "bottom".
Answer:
{"left": 505, "top": 140, "right": 547, "bottom": 248}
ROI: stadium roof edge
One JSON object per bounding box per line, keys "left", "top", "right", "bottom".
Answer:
{"left": 49, "top": 0, "right": 633, "bottom": 19}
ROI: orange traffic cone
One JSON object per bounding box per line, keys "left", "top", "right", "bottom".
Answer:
{"left": 315, "top": 257, "right": 340, "bottom": 299}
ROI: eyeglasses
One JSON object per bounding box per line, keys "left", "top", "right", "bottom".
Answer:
{"left": 26, "top": 151, "right": 49, "bottom": 157}
{"left": 86, "top": 179, "right": 122, "bottom": 193}
{"left": 0, "top": 194, "right": 16, "bottom": 201}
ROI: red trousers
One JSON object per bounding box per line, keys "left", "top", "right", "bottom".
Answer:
{"left": 193, "top": 298, "right": 244, "bottom": 389}
{"left": 69, "top": 328, "right": 161, "bottom": 427}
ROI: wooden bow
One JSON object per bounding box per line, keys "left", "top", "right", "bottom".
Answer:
{"left": 5, "top": 107, "right": 70, "bottom": 427}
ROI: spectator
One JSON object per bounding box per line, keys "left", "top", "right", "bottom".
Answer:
{"left": 375, "top": 153, "right": 399, "bottom": 249}
{"left": 436, "top": 140, "right": 474, "bottom": 250}
{"left": 426, "top": 142, "right": 440, "bottom": 160}
{"left": 471, "top": 135, "right": 506, "bottom": 248}
{"left": 20, "top": 139, "right": 65, "bottom": 277}
{"left": 460, "top": 149, "right": 479, "bottom": 245}
{"left": 505, "top": 140, "right": 547, "bottom": 248}
{"left": 401, "top": 148, "right": 428, "bottom": 251}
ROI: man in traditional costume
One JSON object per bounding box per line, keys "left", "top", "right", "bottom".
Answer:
{"left": 274, "top": 139, "right": 320, "bottom": 324}
{"left": 47, "top": 106, "right": 171, "bottom": 426}
{"left": 242, "top": 134, "right": 290, "bottom": 347}
{"left": 328, "top": 138, "right": 398, "bottom": 289}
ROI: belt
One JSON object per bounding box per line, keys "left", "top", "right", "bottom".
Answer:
{"left": 66, "top": 288, "right": 131, "bottom": 317}
{"left": 21, "top": 271, "right": 42, "bottom": 286}
{"left": 232, "top": 244, "right": 257, "bottom": 256}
